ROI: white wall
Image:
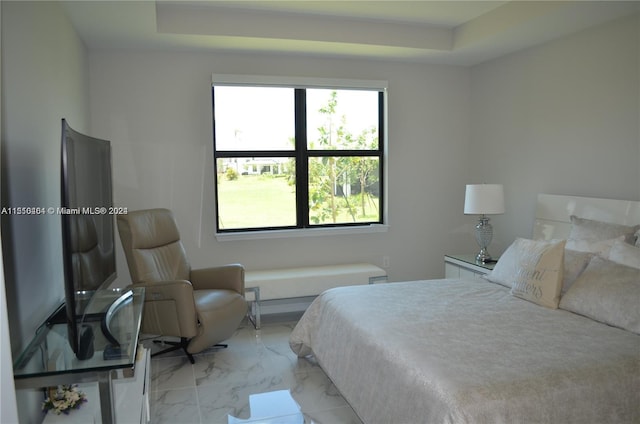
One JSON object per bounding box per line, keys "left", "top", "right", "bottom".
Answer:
{"left": 469, "top": 13, "right": 640, "bottom": 254}
{"left": 90, "top": 13, "right": 640, "bottom": 284}
{"left": 0, "top": 2, "right": 19, "bottom": 422}
{"left": 1, "top": 1, "right": 89, "bottom": 422}
{"left": 89, "top": 51, "right": 472, "bottom": 284}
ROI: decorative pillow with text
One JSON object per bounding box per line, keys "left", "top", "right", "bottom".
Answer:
{"left": 485, "top": 238, "right": 565, "bottom": 308}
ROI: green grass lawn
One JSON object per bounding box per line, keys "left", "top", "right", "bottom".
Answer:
{"left": 217, "top": 175, "right": 296, "bottom": 229}
{"left": 217, "top": 174, "right": 379, "bottom": 229}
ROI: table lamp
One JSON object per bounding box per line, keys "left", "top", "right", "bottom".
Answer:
{"left": 464, "top": 184, "right": 505, "bottom": 263}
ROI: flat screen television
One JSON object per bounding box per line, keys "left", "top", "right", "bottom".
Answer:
{"left": 57, "top": 119, "right": 118, "bottom": 359}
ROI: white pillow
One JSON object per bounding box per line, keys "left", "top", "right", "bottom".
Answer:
{"left": 560, "top": 256, "right": 640, "bottom": 334}
{"left": 485, "top": 238, "right": 565, "bottom": 308}
{"left": 607, "top": 239, "right": 640, "bottom": 270}
{"left": 562, "top": 249, "right": 593, "bottom": 293}
{"left": 565, "top": 236, "right": 623, "bottom": 256}
{"left": 568, "top": 215, "right": 639, "bottom": 244}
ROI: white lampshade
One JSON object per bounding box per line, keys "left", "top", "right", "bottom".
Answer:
{"left": 464, "top": 184, "right": 505, "bottom": 215}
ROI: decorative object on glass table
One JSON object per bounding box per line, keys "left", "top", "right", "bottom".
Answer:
{"left": 42, "top": 385, "right": 87, "bottom": 415}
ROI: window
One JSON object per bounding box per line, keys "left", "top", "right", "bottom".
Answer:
{"left": 212, "top": 76, "right": 386, "bottom": 234}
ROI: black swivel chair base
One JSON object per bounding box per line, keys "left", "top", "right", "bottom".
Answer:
{"left": 152, "top": 337, "right": 195, "bottom": 363}
{"left": 151, "top": 337, "right": 228, "bottom": 364}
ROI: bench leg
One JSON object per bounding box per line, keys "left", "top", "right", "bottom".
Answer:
{"left": 245, "top": 287, "right": 261, "bottom": 330}
{"left": 369, "top": 275, "right": 388, "bottom": 284}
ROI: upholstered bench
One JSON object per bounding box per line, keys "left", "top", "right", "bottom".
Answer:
{"left": 245, "top": 263, "right": 387, "bottom": 328}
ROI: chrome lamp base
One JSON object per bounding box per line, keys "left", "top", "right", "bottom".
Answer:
{"left": 474, "top": 215, "right": 494, "bottom": 263}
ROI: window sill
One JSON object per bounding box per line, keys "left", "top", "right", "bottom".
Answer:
{"left": 215, "top": 224, "right": 389, "bottom": 241}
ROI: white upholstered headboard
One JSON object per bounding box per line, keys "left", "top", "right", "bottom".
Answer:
{"left": 533, "top": 194, "right": 640, "bottom": 240}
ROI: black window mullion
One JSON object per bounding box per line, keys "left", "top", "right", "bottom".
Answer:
{"left": 215, "top": 150, "right": 295, "bottom": 158}
{"left": 378, "top": 90, "right": 385, "bottom": 224}
{"left": 307, "top": 150, "right": 380, "bottom": 157}
{"left": 295, "top": 89, "right": 308, "bottom": 228}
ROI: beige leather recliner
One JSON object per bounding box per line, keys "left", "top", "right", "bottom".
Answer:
{"left": 117, "top": 208, "right": 247, "bottom": 363}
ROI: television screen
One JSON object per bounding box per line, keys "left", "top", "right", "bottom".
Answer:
{"left": 60, "top": 119, "right": 116, "bottom": 358}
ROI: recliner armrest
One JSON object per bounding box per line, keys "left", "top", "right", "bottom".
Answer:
{"left": 190, "top": 264, "right": 245, "bottom": 294}
{"left": 129, "top": 280, "right": 199, "bottom": 337}
{"left": 131, "top": 279, "right": 193, "bottom": 301}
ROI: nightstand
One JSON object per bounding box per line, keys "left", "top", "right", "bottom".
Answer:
{"left": 444, "top": 254, "right": 497, "bottom": 279}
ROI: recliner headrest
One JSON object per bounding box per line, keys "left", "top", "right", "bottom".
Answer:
{"left": 120, "top": 208, "right": 181, "bottom": 249}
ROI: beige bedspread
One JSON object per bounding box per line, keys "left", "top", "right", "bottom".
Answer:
{"left": 289, "top": 279, "right": 640, "bottom": 424}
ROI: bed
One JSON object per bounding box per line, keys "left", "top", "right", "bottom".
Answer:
{"left": 289, "top": 194, "right": 640, "bottom": 424}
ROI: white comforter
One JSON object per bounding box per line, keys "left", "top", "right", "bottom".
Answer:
{"left": 289, "top": 279, "right": 640, "bottom": 424}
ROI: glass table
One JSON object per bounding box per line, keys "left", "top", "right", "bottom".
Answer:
{"left": 13, "top": 287, "right": 144, "bottom": 424}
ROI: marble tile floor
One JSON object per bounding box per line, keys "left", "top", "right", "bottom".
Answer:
{"left": 144, "top": 314, "right": 364, "bottom": 424}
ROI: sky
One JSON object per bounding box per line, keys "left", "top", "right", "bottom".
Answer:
{"left": 214, "top": 87, "right": 379, "bottom": 151}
